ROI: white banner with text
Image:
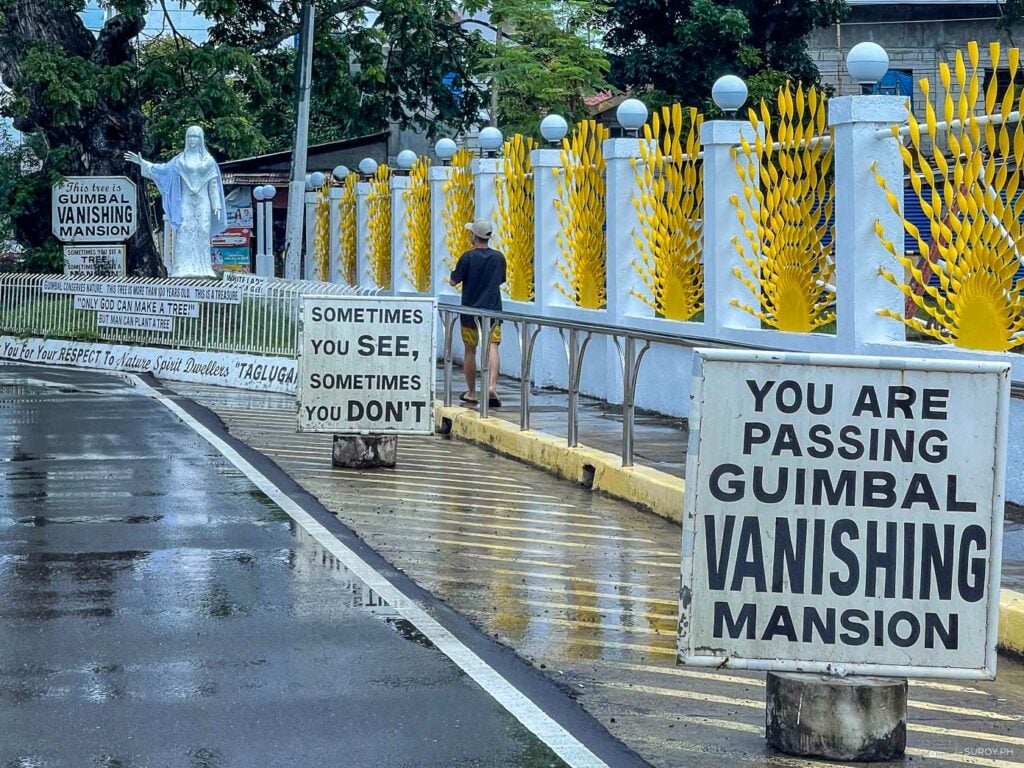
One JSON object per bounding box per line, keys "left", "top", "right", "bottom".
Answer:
{"left": 0, "top": 336, "right": 295, "bottom": 393}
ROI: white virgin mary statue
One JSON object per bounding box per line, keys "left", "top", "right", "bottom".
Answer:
{"left": 125, "top": 126, "right": 227, "bottom": 278}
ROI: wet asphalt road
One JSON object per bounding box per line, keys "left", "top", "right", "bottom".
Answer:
{"left": 0, "top": 364, "right": 570, "bottom": 768}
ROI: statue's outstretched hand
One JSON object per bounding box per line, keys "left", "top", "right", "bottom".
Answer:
{"left": 124, "top": 151, "right": 143, "bottom": 166}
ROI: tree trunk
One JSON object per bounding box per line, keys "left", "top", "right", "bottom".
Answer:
{"left": 0, "top": 2, "right": 164, "bottom": 276}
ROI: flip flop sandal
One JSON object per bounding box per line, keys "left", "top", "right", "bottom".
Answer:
{"left": 460, "top": 392, "right": 479, "bottom": 404}
{"left": 488, "top": 396, "right": 502, "bottom": 408}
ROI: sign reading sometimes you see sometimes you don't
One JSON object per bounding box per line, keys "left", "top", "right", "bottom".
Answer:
{"left": 298, "top": 296, "right": 436, "bottom": 435}
{"left": 679, "top": 350, "right": 1010, "bottom": 679}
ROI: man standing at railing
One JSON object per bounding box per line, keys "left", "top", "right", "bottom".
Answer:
{"left": 449, "top": 220, "right": 506, "bottom": 408}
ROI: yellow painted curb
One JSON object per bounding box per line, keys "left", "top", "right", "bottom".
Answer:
{"left": 436, "top": 404, "right": 684, "bottom": 524}
{"left": 1000, "top": 588, "right": 1024, "bottom": 657}
{"left": 436, "top": 403, "right": 1024, "bottom": 657}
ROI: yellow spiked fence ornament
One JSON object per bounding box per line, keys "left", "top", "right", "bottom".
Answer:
{"left": 731, "top": 84, "right": 836, "bottom": 332}
{"left": 337, "top": 174, "right": 357, "bottom": 285}
{"left": 442, "top": 148, "right": 475, "bottom": 278}
{"left": 873, "top": 40, "right": 1024, "bottom": 351}
{"left": 313, "top": 182, "right": 330, "bottom": 282}
{"left": 633, "top": 104, "right": 704, "bottom": 320}
{"left": 367, "top": 164, "right": 392, "bottom": 290}
{"left": 403, "top": 156, "right": 432, "bottom": 293}
{"left": 554, "top": 119, "right": 609, "bottom": 309}
{"left": 495, "top": 134, "right": 536, "bottom": 302}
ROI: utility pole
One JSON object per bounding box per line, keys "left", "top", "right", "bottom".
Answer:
{"left": 284, "top": 0, "right": 316, "bottom": 279}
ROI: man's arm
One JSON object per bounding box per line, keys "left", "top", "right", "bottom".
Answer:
{"left": 449, "top": 254, "right": 466, "bottom": 287}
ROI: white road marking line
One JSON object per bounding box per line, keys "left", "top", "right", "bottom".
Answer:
{"left": 571, "top": 659, "right": 994, "bottom": 698}
{"left": 639, "top": 716, "right": 1024, "bottom": 768}
{"left": 485, "top": 567, "right": 677, "bottom": 595}
{"left": 343, "top": 510, "right": 646, "bottom": 548}
{"left": 352, "top": 504, "right": 634, "bottom": 534}
{"left": 264, "top": 458, "right": 521, "bottom": 486}
{"left": 600, "top": 681, "right": 1022, "bottom": 722}
{"left": 341, "top": 508, "right": 653, "bottom": 543}
{"left": 135, "top": 376, "right": 609, "bottom": 768}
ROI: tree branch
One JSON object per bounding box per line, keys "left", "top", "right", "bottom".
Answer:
{"left": 92, "top": 11, "right": 147, "bottom": 66}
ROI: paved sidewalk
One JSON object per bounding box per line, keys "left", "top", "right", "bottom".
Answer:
{"left": 172, "top": 380, "right": 1024, "bottom": 768}
{"left": 438, "top": 368, "right": 691, "bottom": 478}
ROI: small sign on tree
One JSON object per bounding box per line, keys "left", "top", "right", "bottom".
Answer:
{"left": 51, "top": 176, "right": 137, "bottom": 243}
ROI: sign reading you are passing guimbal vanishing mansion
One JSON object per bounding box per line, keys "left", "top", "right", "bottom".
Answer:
{"left": 51, "top": 176, "right": 137, "bottom": 276}
{"left": 680, "top": 350, "right": 1010, "bottom": 679}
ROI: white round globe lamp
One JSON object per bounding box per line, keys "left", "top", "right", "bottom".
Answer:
{"left": 434, "top": 138, "right": 457, "bottom": 165}
{"left": 847, "top": 42, "right": 889, "bottom": 94}
{"left": 478, "top": 126, "right": 504, "bottom": 156}
{"left": 616, "top": 98, "right": 649, "bottom": 136}
{"left": 260, "top": 184, "right": 277, "bottom": 200}
{"left": 332, "top": 165, "right": 350, "bottom": 182}
{"left": 712, "top": 75, "right": 748, "bottom": 118}
{"left": 358, "top": 158, "right": 378, "bottom": 177}
{"left": 540, "top": 114, "right": 569, "bottom": 145}
{"left": 253, "top": 186, "right": 266, "bottom": 201}
{"left": 307, "top": 171, "right": 325, "bottom": 189}
{"left": 396, "top": 150, "right": 417, "bottom": 170}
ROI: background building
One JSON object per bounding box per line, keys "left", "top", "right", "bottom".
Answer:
{"left": 808, "top": 0, "right": 1014, "bottom": 115}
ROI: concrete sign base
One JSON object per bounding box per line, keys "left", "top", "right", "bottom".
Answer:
{"left": 765, "top": 672, "right": 907, "bottom": 761}
{"left": 332, "top": 434, "right": 398, "bottom": 468}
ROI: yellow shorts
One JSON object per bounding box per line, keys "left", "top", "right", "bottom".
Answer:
{"left": 461, "top": 323, "right": 502, "bottom": 347}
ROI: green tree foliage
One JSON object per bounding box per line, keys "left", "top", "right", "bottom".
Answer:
{"left": 137, "top": 0, "right": 492, "bottom": 158}
{"left": 604, "top": 0, "right": 846, "bottom": 112}
{"left": 0, "top": 1, "right": 160, "bottom": 273}
{"left": 1, "top": 0, "right": 610, "bottom": 273}
{"left": 470, "top": 0, "right": 611, "bottom": 137}
{"left": 0, "top": 0, "right": 489, "bottom": 273}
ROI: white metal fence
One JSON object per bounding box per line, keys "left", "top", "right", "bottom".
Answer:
{"left": 0, "top": 273, "right": 379, "bottom": 358}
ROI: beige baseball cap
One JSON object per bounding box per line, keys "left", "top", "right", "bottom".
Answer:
{"left": 465, "top": 219, "right": 493, "bottom": 239}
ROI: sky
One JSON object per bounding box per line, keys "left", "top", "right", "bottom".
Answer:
{"left": 81, "top": 2, "right": 213, "bottom": 41}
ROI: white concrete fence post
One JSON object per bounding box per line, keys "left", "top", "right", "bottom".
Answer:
{"left": 829, "top": 95, "right": 908, "bottom": 353}
{"left": 303, "top": 188, "right": 318, "bottom": 281}
{"left": 429, "top": 166, "right": 456, "bottom": 300}
{"left": 391, "top": 173, "right": 413, "bottom": 294}
{"left": 604, "top": 136, "right": 651, "bottom": 324}
{"left": 355, "top": 179, "right": 372, "bottom": 291}
{"left": 472, "top": 157, "right": 500, "bottom": 229}
{"left": 328, "top": 185, "right": 342, "bottom": 284}
{"left": 603, "top": 135, "right": 651, "bottom": 404}
{"left": 701, "top": 120, "right": 761, "bottom": 335}
{"left": 531, "top": 144, "right": 567, "bottom": 387}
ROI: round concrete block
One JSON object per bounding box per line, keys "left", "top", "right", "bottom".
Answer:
{"left": 765, "top": 672, "right": 907, "bottom": 761}
{"left": 332, "top": 434, "right": 397, "bottom": 468}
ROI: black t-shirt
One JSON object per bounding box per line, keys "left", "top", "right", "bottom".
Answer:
{"left": 450, "top": 247, "right": 506, "bottom": 326}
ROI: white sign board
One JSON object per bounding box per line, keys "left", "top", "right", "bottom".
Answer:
{"left": 0, "top": 335, "right": 296, "bottom": 393}
{"left": 97, "top": 312, "right": 173, "bottom": 332}
{"left": 679, "top": 350, "right": 1009, "bottom": 679}
{"left": 73, "top": 295, "right": 200, "bottom": 318}
{"left": 63, "top": 245, "right": 125, "bottom": 276}
{"left": 52, "top": 176, "right": 137, "bottom": 243}
{"left": 43, "top": 278, "right": 241, "bottom": 304}
{"left": 298, "top": 296, "right": 436, "bottom": 435}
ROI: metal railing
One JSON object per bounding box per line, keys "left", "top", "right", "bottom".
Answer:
{"left": 0, "top": 273, "right": 378, "bottom": 358}
{"left": 440, "top": 305, "right": 1024, "bottom": 469}
{"left": 438, "top": 305, "right": 762, "bottom": 467}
